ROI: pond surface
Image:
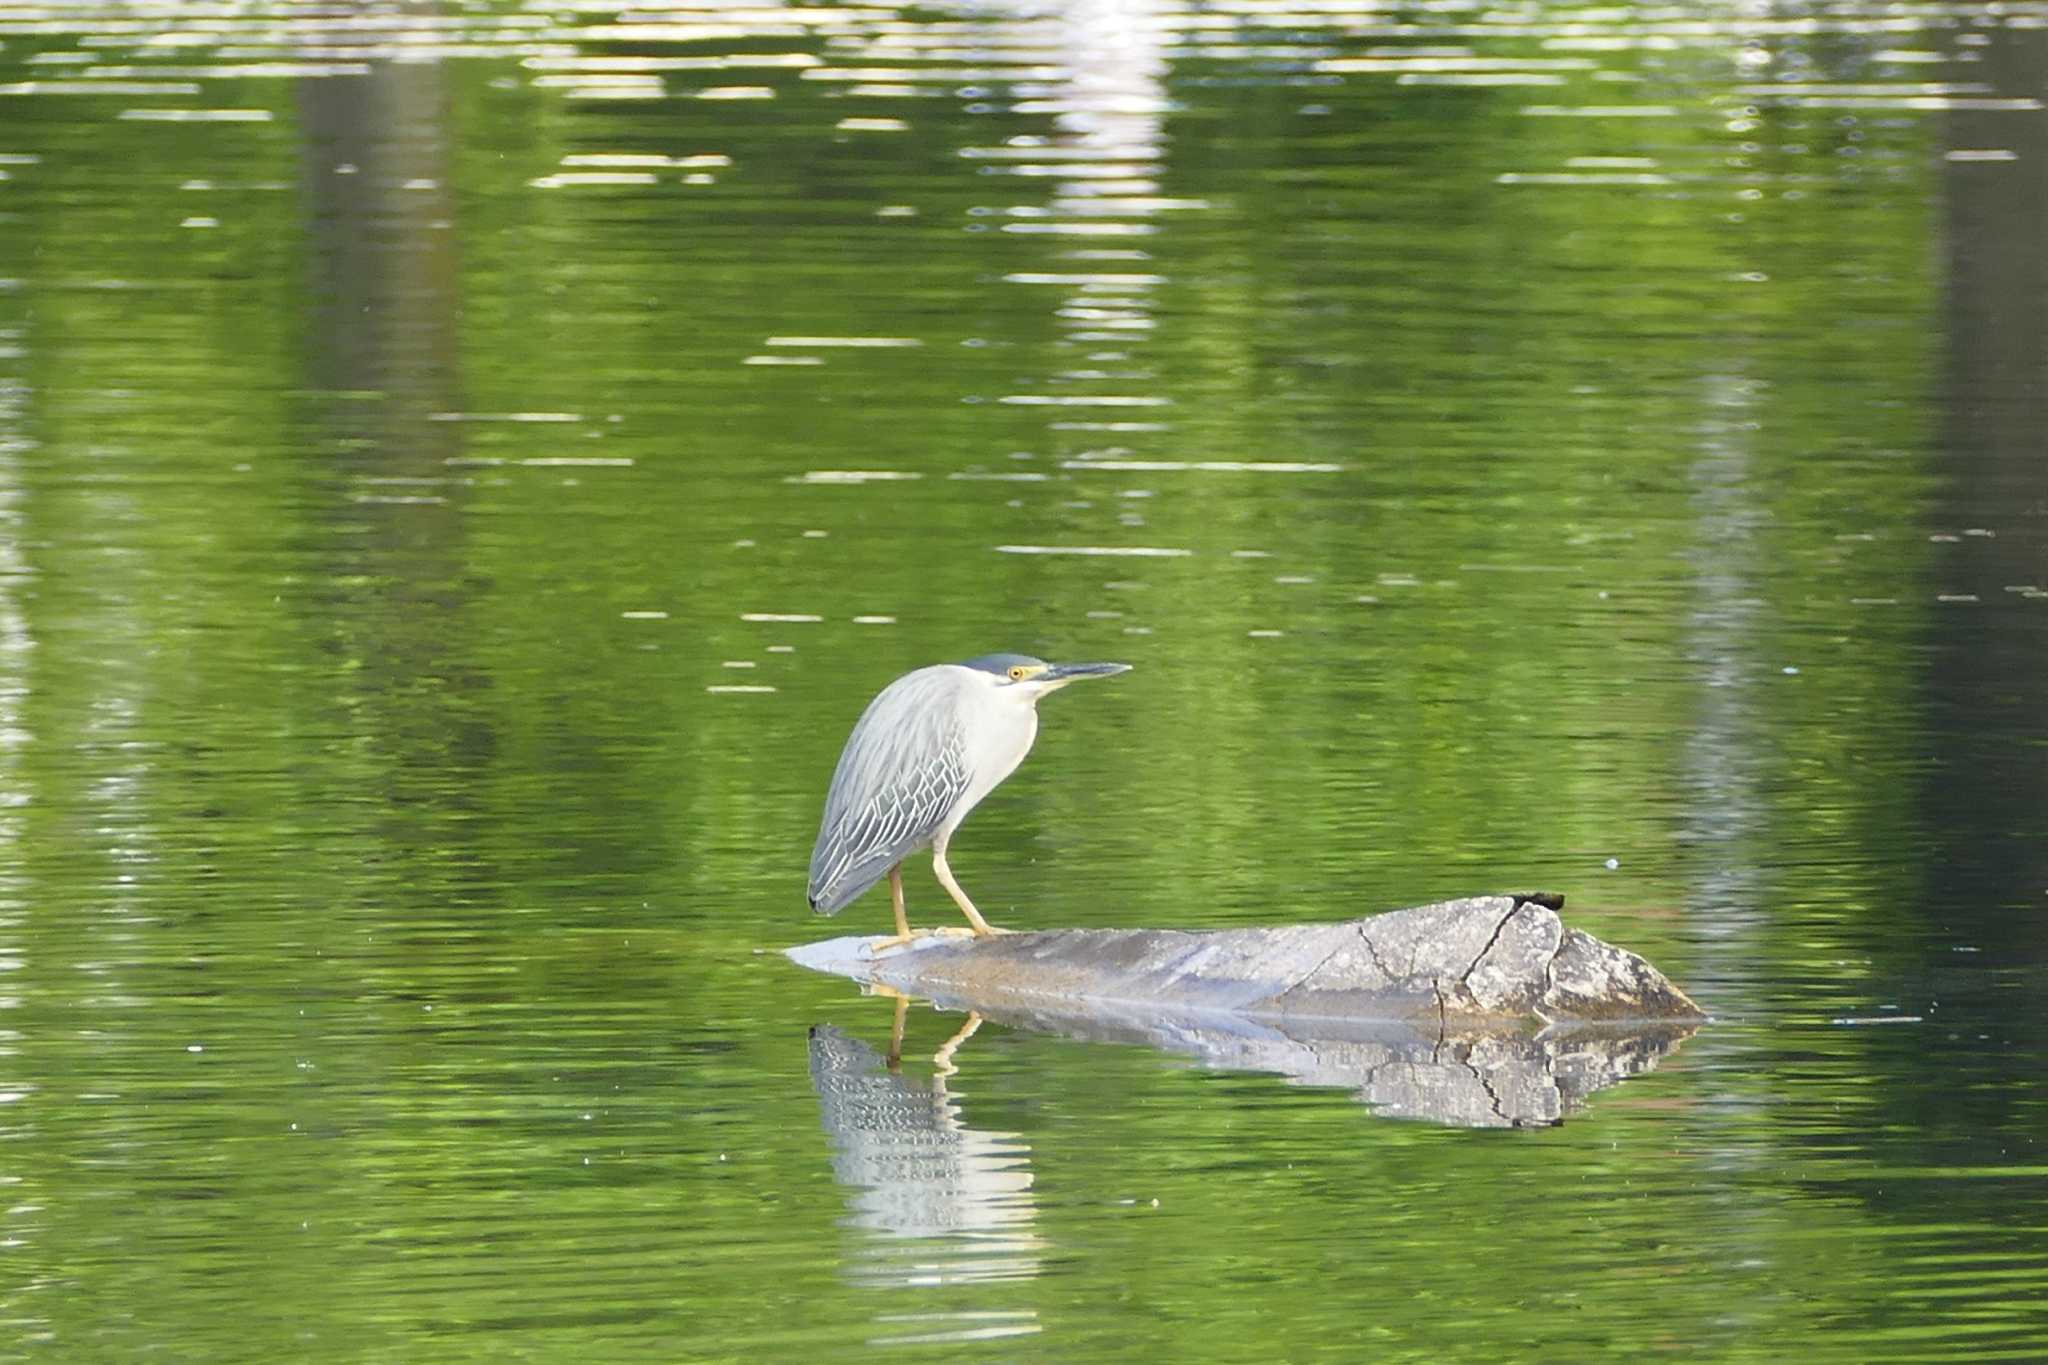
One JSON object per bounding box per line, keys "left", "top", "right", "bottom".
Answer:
{"left": 1, "top": 0, "right": 2046, "bottom": 1357}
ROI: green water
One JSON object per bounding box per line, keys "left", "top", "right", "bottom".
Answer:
{"left": 1, "top": 1, "right": 2045, "bottom": 1358}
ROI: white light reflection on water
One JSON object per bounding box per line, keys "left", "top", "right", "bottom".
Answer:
{"left": 1060, "top": 459, "right": 1343, "bottom": 473}
{"left": 790, "top": 470, "right": 924, "bottom": 484}
{"left": 993, "top": 544, "right": 1191, "bottom": 556}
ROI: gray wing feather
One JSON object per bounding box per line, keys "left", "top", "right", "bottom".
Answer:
{"left": 808, "top": 668, "right": 972, "bottom": 914}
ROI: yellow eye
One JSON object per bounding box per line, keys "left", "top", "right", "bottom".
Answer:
{"left": 1008, "top": 665, "right": 1028, "bottom": 681}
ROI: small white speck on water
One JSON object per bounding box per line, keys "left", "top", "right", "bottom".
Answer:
{"left": 1604, "top": 858, "right": 1620, "bottom": 870}
{"left": 766, "top": 335, "right": 922, "bottom": 349}
{"left": 187, "top": 1044, "right": 203, "bottom": 1053}
{"left": 1782, "top": 665, "right": 1800, "bottom": 675}
{"left": 621, "top": 610, "right": 668, "bottom": 620}
{"left": 792, "top": 469, "right": 920, "bottom": 485}
{"left": 996, "top": 544, "right": 1192, "bottom": 558}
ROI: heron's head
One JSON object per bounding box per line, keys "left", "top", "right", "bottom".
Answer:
{"left": 958, "top": 652, "right": 1130, "bottom": 703}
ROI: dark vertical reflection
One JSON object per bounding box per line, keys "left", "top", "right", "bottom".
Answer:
{"left": 294, "top": 58, "right": 498, "bottom": 846}
{"left": 1933, "top": 23, "right": 2048, "bottom": 961}
{"left": 299, "top": 61, "right": 464, "bottom": 446}
{"left": 1832, "top": 20, "right": 2048, "bottom": 1254}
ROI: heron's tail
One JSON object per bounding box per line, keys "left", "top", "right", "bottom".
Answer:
{"left": 808, "top": 857, "right": 888, "bottom": 916}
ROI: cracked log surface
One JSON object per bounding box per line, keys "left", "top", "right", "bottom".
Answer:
{"left": 787, "top": 893, "right": 1703, "bottom": 1030}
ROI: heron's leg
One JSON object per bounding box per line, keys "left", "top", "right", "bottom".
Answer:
{"left": 885, "top": 992, "right": 909, "bottom": 1070}
{"left": 865, "top": 863, "right": 916, "bottom": 952}
{"left": 889, "top": 863, "right": 912, "bottom": 939}
{"left": 932, "top": 1012, "right": 984, "bottom": 1078}
{"left": 931, "top": 838, "right": 1004, "bottom": 937}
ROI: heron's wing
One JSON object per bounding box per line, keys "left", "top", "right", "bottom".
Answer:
{"left": 808, "top": 669, "right": 972, "bottom": 913}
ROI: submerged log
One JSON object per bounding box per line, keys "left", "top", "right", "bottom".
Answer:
{"left": 787, "top": 892, "right": 1704, "bottom": 1030}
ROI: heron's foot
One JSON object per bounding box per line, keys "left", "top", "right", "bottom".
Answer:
{"left": 972, "top": 924, "right": 1015, "bottom": 938}
{"left": 933, "top": 1012, "right": 985, "bottom": 1078}
{"left": 865, "top": 926, "right": 982, "bottom": 956}
{"left": 863, "top": 932, "right": 917, "bottom": 957}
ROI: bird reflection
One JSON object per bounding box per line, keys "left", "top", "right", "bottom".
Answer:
{"left": 807, "top": 1000, "right": 1043, "bottom": 1345}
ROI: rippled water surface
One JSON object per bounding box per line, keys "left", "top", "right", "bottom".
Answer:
{"left": 2, "top": 0, "right": 2046, "bottom": 1357}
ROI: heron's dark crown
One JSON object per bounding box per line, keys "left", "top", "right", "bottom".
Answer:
{"left": 958, "top": 652, "right": 1046, "bottom": 675}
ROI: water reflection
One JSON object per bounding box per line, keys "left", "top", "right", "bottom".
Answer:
{"left": 1678, "top": 366, "right": 1772, "bottom": 1000}
{"left": 1935, "top": 21, "right": 2048, "bottom": 964}
{"left": 808, "top": 1007, "right": 1043, "bottom": 1345}
{"left": 1015, "top": 1009, "right": 1694, "bottom": 1128}
{"left": 813, "top": 986, "right": 1692, "bottom": 1130}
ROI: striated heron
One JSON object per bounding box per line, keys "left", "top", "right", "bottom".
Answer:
{"left": 807, "top": 653, "right": 1129, "bottom": 944}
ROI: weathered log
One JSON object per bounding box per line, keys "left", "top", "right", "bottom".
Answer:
{"left": 787, "top": 892, "right": 1703, "bottom": 1029}
{"left": 791, "top": 894, "right": 1704, "bottom": 1127}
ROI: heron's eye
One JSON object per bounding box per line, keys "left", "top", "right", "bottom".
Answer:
{"left": 1007, "top": 665, "right": 1028, "bottom": 681}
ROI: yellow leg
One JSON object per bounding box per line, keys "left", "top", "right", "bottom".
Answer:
{"left": 932, "top": 1012, "right": 985, "bottom": 1078}
{"left": 865, "top": 863, "right": 915, "bottom": 952}
{"left": 885, "top": 993, "right": 909, "bottom": 1071}
{"left": 932, "top": 838, "right": 1005, "bottom": 937}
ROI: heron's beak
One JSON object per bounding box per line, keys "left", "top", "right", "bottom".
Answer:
{"left": 1039, "top": 661, "right": 1131, "bottom": 689}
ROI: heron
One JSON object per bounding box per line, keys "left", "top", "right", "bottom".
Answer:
{"left": 807, "top": 653, "right": 1130, "bottom": 945}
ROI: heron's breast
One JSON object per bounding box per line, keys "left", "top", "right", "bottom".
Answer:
{"left": 953, "top": 692, "right": 1039, "bottom": 816}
